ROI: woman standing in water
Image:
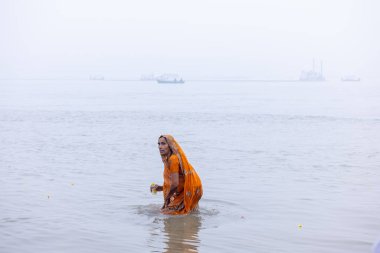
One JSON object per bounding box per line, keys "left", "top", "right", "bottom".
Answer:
{"left": 150, "top": 135, "right": 203, "bottom": 215}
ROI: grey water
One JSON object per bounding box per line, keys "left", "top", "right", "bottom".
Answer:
{"left": 1, "top": 79, "right": 380, "bottom": 253}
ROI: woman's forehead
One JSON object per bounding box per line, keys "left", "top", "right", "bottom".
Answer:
{"left": 158, "top": 137, "right": 167, "bottom": 143}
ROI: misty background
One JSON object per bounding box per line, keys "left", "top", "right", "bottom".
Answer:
{"left": 0, "top": 0, "right": 379, "bottom": 80}
{"left": 2, "top": 1, "right": 380, "bottom": 252}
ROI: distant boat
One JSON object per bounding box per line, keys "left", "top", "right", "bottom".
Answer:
{"left": 140, "top": 73, "right": 157, "bottom": 81}
{"left": 156, "top": 74, "right": 185, "bottom": 84}
{"left": 299, "top": 59, "right": 325, "bottom": 81}
{"left": 341, "top": 75, "right": 360, "bottom": 82}
{"left": 157, "top": 78, "right": 185, "bottom": 84}
{"left": 89, "top": 75, "right": 104, "bottom": 80}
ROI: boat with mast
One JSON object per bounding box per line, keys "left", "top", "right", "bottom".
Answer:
{"left": 299, "top": 59, "right": 325, "bottom": 81}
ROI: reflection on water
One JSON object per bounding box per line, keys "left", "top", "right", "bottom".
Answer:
{"left": 374, "top": 239, "right": 380, "bottom": 253}
{"left": 163, "top": 214, "right": 202, "bottom": 253}
{"left": 150, "top": 213, "right": 202, "bottom": 253}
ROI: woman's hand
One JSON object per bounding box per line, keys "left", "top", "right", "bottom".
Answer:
{"left": 150, "top": 184, "right": 163, "bottom": 193}
{"left": 150, "top": 184, "right": 158, "bottom": 193}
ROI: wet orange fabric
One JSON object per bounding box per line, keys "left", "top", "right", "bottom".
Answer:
{"left": 161, "top": 135, "right": 203, "bottom": 215}
{"left": 163, "top": 155, "right": 185, "bottom": 210}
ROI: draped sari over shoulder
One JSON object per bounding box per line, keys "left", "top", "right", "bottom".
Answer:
{"left": 160, "top": 135, "right": 203, "bottom": 215}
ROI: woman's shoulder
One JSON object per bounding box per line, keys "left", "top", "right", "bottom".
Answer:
{"left": 169, "top": 154, "right": 179, "bottom": 163}
{"left": 168, "top": 154, "right": 181, "bottom": 173}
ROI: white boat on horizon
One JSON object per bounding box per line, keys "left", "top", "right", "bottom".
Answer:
{"left": 156, "top": 74, "right": 185, "bottom": 84}
{"left": 341, "top": 75, "right": 360, "bottom": 82}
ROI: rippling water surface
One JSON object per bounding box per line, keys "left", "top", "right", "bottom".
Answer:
{"left": 1, "top": 80, "right": 380, "bottom": 252}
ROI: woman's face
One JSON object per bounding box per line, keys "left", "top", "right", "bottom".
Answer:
{"left": 158, "top": 137, "right": 171, "bottom": 156}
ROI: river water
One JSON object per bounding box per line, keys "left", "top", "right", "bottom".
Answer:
{"left": 1, "top": 79, "right": 380, "bottom": 252}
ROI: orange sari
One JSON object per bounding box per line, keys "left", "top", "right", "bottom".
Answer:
{"left": 160, "top": 135, "right": 203, "bottom": 215}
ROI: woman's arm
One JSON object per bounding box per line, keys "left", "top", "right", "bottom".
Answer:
{"left": 150, "top": 184, "right": 163, "bottom": 192}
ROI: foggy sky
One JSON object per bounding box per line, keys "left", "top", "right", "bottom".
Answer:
{"left": 1, "top": 0, "right": 379, "bottom": 80}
